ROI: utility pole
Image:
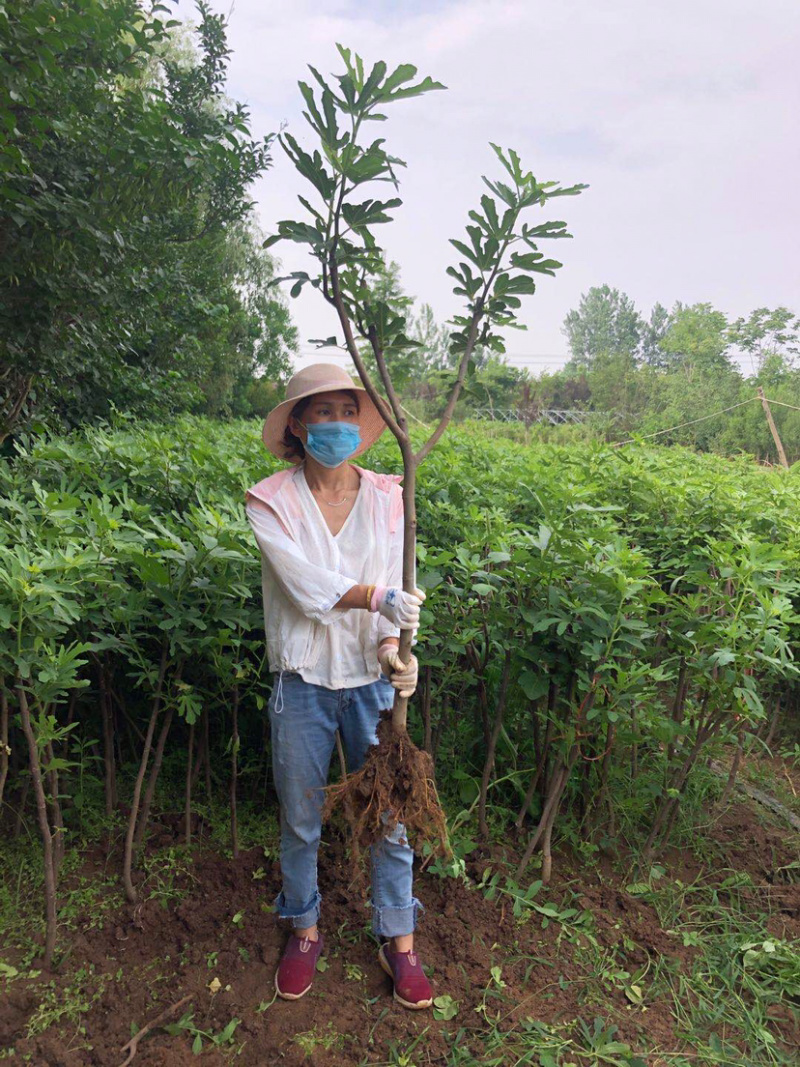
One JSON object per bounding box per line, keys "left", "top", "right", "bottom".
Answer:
{"left": 757, "top": 387, "right": 789, "bottom": 469}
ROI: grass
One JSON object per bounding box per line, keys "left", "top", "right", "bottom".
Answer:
{"left": 633, "top": 873, "right": 800, "bottom": 1066}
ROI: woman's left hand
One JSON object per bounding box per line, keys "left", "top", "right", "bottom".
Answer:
{"left": 378, "top": 644, "right": 418, "bottom": 698}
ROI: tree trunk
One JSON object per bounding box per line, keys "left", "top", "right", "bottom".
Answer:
{"left": 204, "top": 703, "right": 212, "bottom": 800}
{"left": 391, "top": 443, "right": 418, "bottom": 732}
{"left": 123, "top": 641, "right": 169, "bottom": 904}
{"left": 13, "top": 775, "right": 30, "bottom": 838}
{"left": 134, "top": 707, "right": 174, "bottom": 849}
{"left": 764, "top": 696, "right": 781, "bottom": 750}
{"left": 185, "top": 722, "right": 195, "bottom": 846}
{"left": 478, "top": 649, "right": 513, "bottom": 840}
{"left": 43, "top": 739, "right": 65, "bottom": 880}
{"left": 515, "top": 716, "right": 553, "bottom": 830}
{"left": 99, "top": 659, "right": 118, "bottom": 817}
{"left": 16, "top": 682, "right": 58, "bottom": 968}
{"left": 515, "top": 759, "right": 568, "bottom": 882}
{"left": 191, "top": 707, "right": 206, "bottom": 790}
{"left": 230, "top": 684, "right": 240, "bottom": 858}
{"left": 717, "top": 728, "right": 744, "bottom": 810}
{"left": 0, "top": 684, "right": 9, "bottom": 810}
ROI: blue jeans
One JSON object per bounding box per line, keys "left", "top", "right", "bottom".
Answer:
{"left": 268, "top": 669, "right": 425, "bottom": 938}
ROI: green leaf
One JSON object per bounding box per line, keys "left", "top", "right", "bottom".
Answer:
{"left": 218, "top": 1019, "right": 239, "bottom": 1043}
{"left": 358, "top": 60, "right": 388, "bottom": 106}
{"left": 381, "top": 63, "right": 418, "bottom": 94}
{"left": 298, "top": 80, "right": 326, "bottom": 135}
{"left": 432, "top": 994, "right": 459, "bottom": 1020}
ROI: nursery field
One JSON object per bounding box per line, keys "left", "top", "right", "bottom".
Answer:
{"left": 1, "top": 416, "right": 800, "bottom": 1066}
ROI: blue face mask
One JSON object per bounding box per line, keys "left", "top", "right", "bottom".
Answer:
{"left": 298, "top": 419, "right": 361, "bottom": 468}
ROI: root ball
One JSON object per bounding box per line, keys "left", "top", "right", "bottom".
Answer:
{"left": 321, "top": 709, "right": 452, "bottom": 891}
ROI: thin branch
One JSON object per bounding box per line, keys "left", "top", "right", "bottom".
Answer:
{"left": 414, "top": 309, "right": 482, "bottom": 464}
{"left": 327, "top": 258, "right": 407, "bottom": 441}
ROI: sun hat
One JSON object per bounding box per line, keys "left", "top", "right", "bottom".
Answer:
{"left": 262, "top": 362, "right": 389, "bottom": 464}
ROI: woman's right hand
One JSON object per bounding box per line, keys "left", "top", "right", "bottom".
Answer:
{"left": 374, "top": 586, "right": 426, "bottom": 629}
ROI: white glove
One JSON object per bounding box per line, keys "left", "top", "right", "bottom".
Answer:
{"left": 378, "top": 644, "right": 419, "bottom": 698}
{"left": 373, "top": 585, "right": 426, "bottom": 630}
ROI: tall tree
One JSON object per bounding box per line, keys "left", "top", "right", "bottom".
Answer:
{"left": 191, "top": 218, "right": 298, "bottom": 418}
{"left": 407, "top": 303, "right": 454, "bottom": 373}
{"left": 727, "top": 307, "right": 799, "bottom": 374}
{"left": 658, "top": 302, "right": 734, "bottom": 380}
{"left": 350, "top": 255, "right": 428, "bottom": 394}
{"left": 640, "top": 302, "right": 671, "bottom": 367}
{"left": 0, "top": 0, "right": 277, "bottom": 441}
{"left": 563, "top": 284, "right": 643, "bottom": 371}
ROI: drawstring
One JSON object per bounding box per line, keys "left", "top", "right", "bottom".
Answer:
{"left": 274, "top": 669, "right": 285, "bottom": 714}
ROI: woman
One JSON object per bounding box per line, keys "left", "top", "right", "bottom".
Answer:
{"left": 245, "top": 363, "right": 433, "bottom": 1011}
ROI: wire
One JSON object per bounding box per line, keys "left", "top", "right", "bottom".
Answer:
{"left": 614, "top": 398, "right": 759, "bottom": 446}
{"left": 758, "top": 397, "right": 800, "bottom": 413}
{"left": 398, "top": 403, "right": 428, "bottom": 427}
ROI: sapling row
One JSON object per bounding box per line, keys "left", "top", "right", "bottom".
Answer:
{"left": 3, "top": 403, "right": 800, "bottom": 966}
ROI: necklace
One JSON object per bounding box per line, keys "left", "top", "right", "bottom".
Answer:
{"left": 309, "top": 485, "right": 354, "bottom": 506}
{"left": 302, "top": 464, "right": 357, "bottom": 506}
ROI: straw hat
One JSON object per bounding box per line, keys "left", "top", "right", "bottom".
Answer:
{"left": 262, "top": 362, "right": 389, "bottom": 464}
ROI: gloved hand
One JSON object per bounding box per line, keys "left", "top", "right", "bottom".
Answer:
{"left": 371, "top": 585, "right": 426, "bottom": 630}
{"left": 377, "top": 642, "right": 419, "bottom": 698}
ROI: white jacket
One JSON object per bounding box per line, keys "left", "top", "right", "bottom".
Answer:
{"left": 245, "top": 461, "right": 409, "bottom": 691}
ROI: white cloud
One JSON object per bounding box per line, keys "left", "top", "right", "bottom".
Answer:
{"left": 171, "top": 0, "right": 800, "bottom": 372}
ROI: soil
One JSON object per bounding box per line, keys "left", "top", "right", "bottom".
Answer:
{"left": 1, "top": 795, "right": 799, "bottom": 1067}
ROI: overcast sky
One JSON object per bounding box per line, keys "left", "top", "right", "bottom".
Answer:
{"left": 172, "top": 0, "right": 799, "bottom": 376}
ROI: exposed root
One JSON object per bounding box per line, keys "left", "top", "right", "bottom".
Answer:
{"left": 321, "top": 709, "right": 452, "bottom": 891}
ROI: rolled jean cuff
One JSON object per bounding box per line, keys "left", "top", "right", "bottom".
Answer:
{"left": 372, "top": 896, "right": 425, "bottom": 938}
{"left": 273, "top": 888, "right": 321, "bottom": 930}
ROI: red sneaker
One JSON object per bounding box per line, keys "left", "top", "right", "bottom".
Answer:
{"left": 275, "top": 933, "right": 324, "bottom": 1000}
{"left": 378, "top": 942, "right": 433, "bottom": 1009}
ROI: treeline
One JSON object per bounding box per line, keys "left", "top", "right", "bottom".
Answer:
{"left": 343, "top": 265, "right": 800, "bottom": 463}
{"left": 0, "top": 0, "right": 297, "bottom": 447}
{"left": 530, "top": 290, "right": 800, "bottom": 459}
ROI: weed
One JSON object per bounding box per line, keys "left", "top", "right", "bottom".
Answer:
{"left": 442, "top": 1015, "right": 645, "bottom": 1066}
{"left": 379, "top": 1025, "right": 431, "bottom": 1067}
{"left": 336, "top": 918, "right": 364, "bottom": 948}
{"left": 161, "top": 1006, "right": 241, "bottom": 1056}
{"left": 433, "top": 994, "right": 459, "bottom": 1020}
{"left": 293, "top": 1021, "right": 346, "bottom": 1057}
{"left": 139, "top": 845, "right": 196, "bottom": 909}
{"left": 778, "top": 742, "right": 800, "bottom": 767}
{"left": 25, "top": 964, "right": 119, "bottom": 1039}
